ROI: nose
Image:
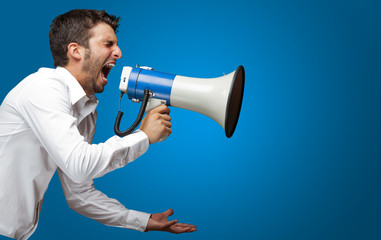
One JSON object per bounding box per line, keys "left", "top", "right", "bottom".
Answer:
{"left": 113, "top": 45, "right": 122, "bottom": 59}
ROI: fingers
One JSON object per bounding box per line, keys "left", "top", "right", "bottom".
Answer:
{"left": 175, "top": 223, "right": 197, "bottom": 229}
{"left": 139, "top": 105, "right": 172, "bottom": 144}
{"left": 150, "top": 104, "right": 170, "bottom": 114}
{"left": 160, "top": 113, "right": 171, "bottom": 122}
{"left": 169, "top": 223, "right": 197, "bottom": 234}
{"left": 146, "top": 105, "right": 172, "bottom": 128}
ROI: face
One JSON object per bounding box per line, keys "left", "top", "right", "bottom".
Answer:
{"left": 81, "top": 22, "right": 122, "bottom": 96}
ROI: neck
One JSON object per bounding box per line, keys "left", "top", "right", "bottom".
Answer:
{"left": 63, "top": 64, "right": 93, "bottom": 96}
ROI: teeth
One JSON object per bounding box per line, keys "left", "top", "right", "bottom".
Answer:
{"left": 101, "top": 63, "right": 114, "bottom": 82}
{"left": 105, "top": 63, "right": 115, "bottom": 68}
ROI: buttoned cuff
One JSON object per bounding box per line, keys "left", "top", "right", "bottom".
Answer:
{"left": 125, "top": 210, "right": 151, "bottom": 232}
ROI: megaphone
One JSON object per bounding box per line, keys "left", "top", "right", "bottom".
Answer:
{"left": 114, "top": 65, "right": 245, "bottom": 138}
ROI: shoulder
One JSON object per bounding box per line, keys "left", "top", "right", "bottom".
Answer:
{"left": 14, "top": 68, "right": 71, "bottom": 110}
{"left": 26, "top": 68, "right": 69, "bottom": 92}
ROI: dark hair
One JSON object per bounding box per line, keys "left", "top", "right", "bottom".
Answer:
{"left": 49, "top": 9, "right": 120, "bottom": 67}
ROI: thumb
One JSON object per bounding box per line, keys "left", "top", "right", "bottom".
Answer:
{"left": 163, "top": 208, "right": 174, "bottom": 217}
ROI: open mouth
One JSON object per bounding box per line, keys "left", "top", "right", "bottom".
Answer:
{"left": 101, "top": 62, "right": 115, "bottom": 82}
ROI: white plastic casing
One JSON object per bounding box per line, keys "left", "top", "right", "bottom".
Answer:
{"left": 119, "top": 66, "right": 133, "bottom": 93}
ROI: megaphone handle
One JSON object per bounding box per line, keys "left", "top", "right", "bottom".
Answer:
{"left": 145, "top": 98, "right": 169, "bottom": 142}
{"left": 114, "top": 89, "right": 150, "bottom": 137}
{"left": 145, "top": 98, "right": 167, "bottom": 112}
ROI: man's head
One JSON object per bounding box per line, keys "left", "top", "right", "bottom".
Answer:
{"left": 49, "top": 9, "right": 122, "bottom": 95}
{"left": 49, "top": 9, "right": 120, "bottom": 68}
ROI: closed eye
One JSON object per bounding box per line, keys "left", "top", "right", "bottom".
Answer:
{"left": 105, "top": 40, "right": 117, "bottom": 48}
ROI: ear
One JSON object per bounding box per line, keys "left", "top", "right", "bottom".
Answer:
{"left": 67, "top": 42, "right": 84, "bottom": 62}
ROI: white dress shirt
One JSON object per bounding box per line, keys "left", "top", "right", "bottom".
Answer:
{"left": 0, "top": 67, "right": 151, "bottom": 240}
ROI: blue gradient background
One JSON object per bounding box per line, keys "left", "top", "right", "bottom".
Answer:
{"left": 1, "top": 0, "right": 380, "bottom": 239}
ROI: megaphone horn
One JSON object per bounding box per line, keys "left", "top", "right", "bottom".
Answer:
{"left": 115, "top": 65, "right": 245, "bottom": 138}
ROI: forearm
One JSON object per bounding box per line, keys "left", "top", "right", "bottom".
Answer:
{"left": 62, "top": 130, "right": 148, "bottom": 183}
{"left": 58, "top": 169, "right": 151, "bottom": 231}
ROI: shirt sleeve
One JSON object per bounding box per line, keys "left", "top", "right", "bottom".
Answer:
{"left": 57, "top": 168, "right": 151, "bottom": 232}
{"left": 15, "top": 76, "right": 149, "bottom": 183}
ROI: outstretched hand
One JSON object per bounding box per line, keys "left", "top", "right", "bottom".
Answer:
{"left": 145, "top": 209, "right": 197, "bottom": 234}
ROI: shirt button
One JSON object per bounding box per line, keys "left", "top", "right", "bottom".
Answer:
{"left": 138, "top": 150, "right": 143, "bottom": 155}
{"left": 136, "top": 221, "right": 140, "bottom": 228}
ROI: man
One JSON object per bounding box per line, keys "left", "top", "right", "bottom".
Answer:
{"left": 0, "top": 9, "right": 196, "bottom": 239}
